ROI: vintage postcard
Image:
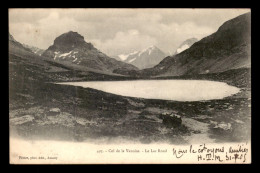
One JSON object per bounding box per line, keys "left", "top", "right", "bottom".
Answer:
{"left": 9, "top": 8, "right": 251, "bottom": 164}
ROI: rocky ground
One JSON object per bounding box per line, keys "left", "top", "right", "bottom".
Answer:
{"left": 9, "top": 51, "right": 251, "bottom": 144}
{"left": 9, "top": 79, "right": 251, "bottom": 144}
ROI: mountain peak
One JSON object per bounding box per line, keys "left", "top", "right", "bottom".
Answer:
{"left": 148, "top": 45, "right": 156, "bottom": 49}
{"left": 143, "top": 12, "right": 251, "bottom": 76}
{"left": 64, "top": 31, "right": 83, "bottom": 37}
{"left": 53, "top": 31, "right": 85, "bottom": 46}
{"left": 44, "top": 31, "right": 94, "bottom": 53}
{"left": 217, "top": 12, "right": 250, "bottom": 33}
{"left": 9, "top": 32, "right": 33, "bottom": 52}
{"left": 179, "top": 38, "right": 198, "bottom": 47}
{"left": 139, "top": 45, "right": 160, "bottom": 55}
{"left": 175, "top": 38, "right": 198, "bottom": 54}
{"left": 146, "top": 45, "right": 159, "bottom": 51}
{"left": 9, "top": 33, "right": 21, "bottom": 44}
{"left": 9, "top": 32, "right": 15, "bottom": 41}
{"left": 114, "top": 45, "right": 166, "bottom": 69}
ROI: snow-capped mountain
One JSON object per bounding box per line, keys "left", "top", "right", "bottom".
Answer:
{"left": 42, "top": 31, "right": 138, "bottom": 73}
{"left": 22, "top": 44, "right": 45, "bottom": 56}
{"left": 114, "top": 45, "right": 167, "bottom": 69}
{"left": 117, "top": 51, "right": 139, "bottom": 61}
{"left": 174, "top": 38, "right": 198, "bottom": 54}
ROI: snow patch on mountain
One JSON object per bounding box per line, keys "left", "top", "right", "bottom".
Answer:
{"left": 113, "top": 45, "right": 166, "bottom": 69}
{"left": 128, "top": 58, "right": 136, "bottom": 63}
{"left": 138, "top": 46, "right": 155, "bottom": 56}
{"left": 118, "top": 54, "right": 129, "bottom": 61}
{"left": 53, "top": 51, "right": 79, "bottom": 61}
{"left": 73, "top": 58, "right": 78, "bottom": 62}
{"left": 59, "top": 51, "right": 73, "bottom": 57}
{"left": 118, "top": 51, "right": 139, "bottom": 61}
{"left": 41, "top": 31, "right": 139, "bottom": 74}
{"left": 174, "top": 38, "right": 198, "bottom": 55}
{"left": 176, "top": 44, "right": 190, "bottom": 53}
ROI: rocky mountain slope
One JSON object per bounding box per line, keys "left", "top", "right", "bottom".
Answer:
{"left": 9, "top": 33, "right": 32, "bottom": 52}
{"left": 42, "top": 31, "right": 138, "bottom": 74}
{"left": 141, "top": 12, "right": 251, "bottom": 77}
{"left": 22, "top": 44, "right": 45, "bottom": 56}
{"left": 113, "top": 45, "right": 167, "bottom": 69}
{"left": 9, "top": 32, "right": 136, "bottom": 88}
{"left": 174, "top": 38, "right": 198, "bottom": 54}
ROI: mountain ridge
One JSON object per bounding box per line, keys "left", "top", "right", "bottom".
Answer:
{"left": 42, "top": 31, "right": 139, "bottom": 75}
{"left": 9, "top": 33, "right": 33, "bottom": 52}
{"left": 22, "top": 44, "right": 45, "bottom": 56}
{"left": 141, "top": 12, "right": 251, "bottom": 77}
{"left": 174, "top": 38, "right": 198, "bottom": 54}
{"left": 113, "top": 45, "right": 167, "bottom": 69}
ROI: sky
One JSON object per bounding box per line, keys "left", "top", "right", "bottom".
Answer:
{"left": 9, "top": 8, "right": 250, "bottom": 56}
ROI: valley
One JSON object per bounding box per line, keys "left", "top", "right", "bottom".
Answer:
{"left": 9, "top": 11, "right": 251, "bottom": 145}
{"left": 9, "top": 49, "right": 251, "bottom": 144}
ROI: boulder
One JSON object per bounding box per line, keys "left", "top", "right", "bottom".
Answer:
{"left": 234, "top": 119, "right": 244, "bottom": 124}
{"left": 49, "top": 108, "right": 61, "bottom": 116}
{"left": 160, "top": 112, "right": 182, "bottom": 128}
{"left": 213, "top": 122, "right": 232, "bottom": 130}
{"left": 10, "top": 115, "right": 34, "bottom": 125}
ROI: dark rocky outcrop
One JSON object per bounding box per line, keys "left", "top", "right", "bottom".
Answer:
{"left": 160, "top": 112, "right": 182, "bottom": 128}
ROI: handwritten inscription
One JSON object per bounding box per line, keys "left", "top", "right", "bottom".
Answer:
{"left": 96, "top": 143, "right": 250, "bottom": 163}
{"left": 172, "top": 143, "right": 249, "bottom": 163}
{"left": 16, "top": 143, "right": 249, "bottom": 163}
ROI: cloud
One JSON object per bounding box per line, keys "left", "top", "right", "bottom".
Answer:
{"left": 90, "top": 29, "right": 157, "bottom": 56}
{"left": 149, "top": 22, "right": 216, "bottom": 52}
{"left": 90, "top": 21, "right": 215, "bottom": 56}
{"left": 9, "top": 11, "right": 81, "bottom": 49}
{"left": 9, "top": 9, "right": 250, "bottom": 55}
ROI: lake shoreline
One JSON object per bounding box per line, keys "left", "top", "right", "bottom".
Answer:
{"left": 9, "top": 75, "right": 251, "bottom": 144}
{"left": 56, "top": 80, "right": 240, "bottom": 102}
{"left": 9, "top": 52, "right": 251, "bottom": 144}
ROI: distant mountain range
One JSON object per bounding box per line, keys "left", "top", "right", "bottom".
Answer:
{"left": 113, "top": 45, "right": 167, "bottom": 69}
{"left": 42, "top": 31, "right": 138, "bottom": 74}
{"left": 174, "top": 38, "right": 198, "bottom": 55}
{"left": 141, "top": 12, "right": 251, "bottom": 77}
{"left": 9, "top": 12, "right": 251, "bottom": 79}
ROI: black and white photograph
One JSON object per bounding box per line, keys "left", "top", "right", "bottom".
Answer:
{"left": 9, "top": 8, "right": 251, "bottom": 164}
